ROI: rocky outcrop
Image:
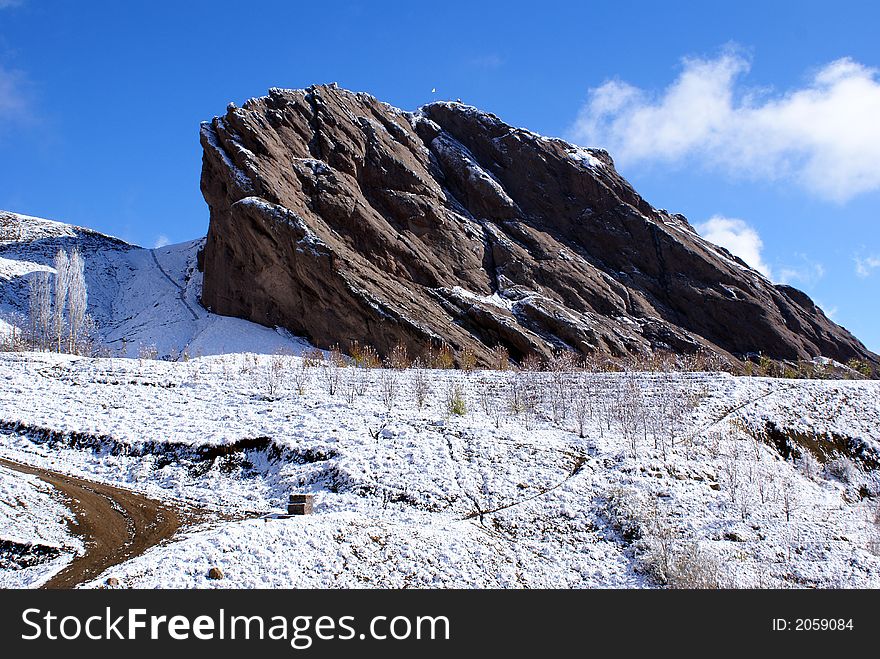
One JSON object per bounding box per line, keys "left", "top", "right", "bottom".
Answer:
{"left": 199, "top": 84, "right": 877, "bottom": 366}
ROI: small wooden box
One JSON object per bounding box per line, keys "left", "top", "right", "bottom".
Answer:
{"left": 287, "top": 494, "right": 314, "bottom": 515}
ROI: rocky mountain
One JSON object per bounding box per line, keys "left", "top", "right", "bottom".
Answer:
{"left": 199, "top": 84, "right": 877, "bottom": 367}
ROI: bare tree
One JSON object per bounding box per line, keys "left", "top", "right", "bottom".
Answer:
{"left": 573, "top": 372, "right": 595, "bottom": 439}
{"left": 28, "top": 270, "right": 52, "bottom": 350}
{"left": 756, "top": 467, "right": 775, "bottom": 506}
{"left": 52, "top": 249, "right": 70, "bottom": 352}
{"left": 521, "top": 357, "right": 544, "bottom": 430}
{"left": 67, "top": 248, "right": 87, "bottom": 353}
{"left": 293, "top": 359, "right": 310, "bottom": 395}
{"left": 721, "top": 444, "right": 741, "bottom": 508}
{"left": 548, "top": 351, "right": 577, "bottom": 424}
{"left": 781, "top": 477, "right": 798, "bottom": 524}
{"left": 614, "top": 374, "right": 646, "bottom": 458}
{"left": 477, "top": 376, "right": 492, "bottom": 415}
{"left": 505, "top": 371, "right": 524, "bottom": 418}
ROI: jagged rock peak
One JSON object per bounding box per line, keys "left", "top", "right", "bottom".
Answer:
{"left": 198, "top": 84, "right": 877, "bottom": 367}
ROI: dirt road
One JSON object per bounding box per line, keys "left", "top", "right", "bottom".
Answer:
{"left": 0, "top": 457, "right": 182, "bottom": 589}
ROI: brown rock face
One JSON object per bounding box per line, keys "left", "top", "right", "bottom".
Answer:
{"left": 199, "top": 84, "right": 877, "bottom": 366}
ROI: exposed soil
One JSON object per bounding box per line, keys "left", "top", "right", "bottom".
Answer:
{"left": 0, "top": 457, "right": 184, "bottom": 589}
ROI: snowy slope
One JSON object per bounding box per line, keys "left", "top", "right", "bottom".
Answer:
{"left": 0, "top": 210, "right": 311, "bottom": 358}
{"left": 0, "top": 352, "right": 878, "bottom": 588}
{"left": 0, "top": 465, "right": 81, "bottom": 587}
{"left": 2, "top": 211, "right": 879, "bottom": 589}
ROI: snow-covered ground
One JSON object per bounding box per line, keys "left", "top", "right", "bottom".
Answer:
{"left": 0, "top": 351, "right": 878, "bottom": 589}
{"left": 0, "top": 464, "right": 81, "bottom": 587}
{"left": 1, "top": 210, "right": 879, "bottom": 588}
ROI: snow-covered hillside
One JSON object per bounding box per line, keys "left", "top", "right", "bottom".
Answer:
{"left": 0, "top": 463, "right": 81, "bottom": 587}
{"left": 1, "top": 210, "right": 879, "bottom": 589}
{"left": 0, "top": 210, "right": 310, "bottom": 358}
{"left": 0, "top": 351, "right": 878, "bottom": 588}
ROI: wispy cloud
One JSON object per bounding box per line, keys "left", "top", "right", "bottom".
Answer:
{"left": 855, "top": 254, "right": 880, "bottom": 278}
{"left": 777, "top": 260, "right": 825, "bottom": 288}
{"left": 814, "top": 299, "right": 838, "bottom": 319}
{"left": 0, "top": 65, "right": 28, "bottom": 121}
{"left": 0, "top": 1, "right": 24, "bottom": 8}
{"left": 570, "top": 48, "right": 880, "bottom": 202}
{"left": 153, "top": 235, "right": 170, "bottom": 249}
{"left": 469, "top": 54, "right": 504, "bottom": 70}
{"left": 695, "top": 215, "right": 772, "bottom": 278}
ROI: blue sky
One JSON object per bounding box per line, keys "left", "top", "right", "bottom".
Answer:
{"left": 1, "top": 1, "right": 878, "bottom": 351}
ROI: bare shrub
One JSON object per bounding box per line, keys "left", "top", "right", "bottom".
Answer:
{"left": 521, "top": 353, "right": 543, "bottom": 372}
{"left": 664, "top": 543, "right": 723, "bottom": 589}
{"left": 648, "top": 375, "right": 694, "bottom": 460}
{"left": 264, "top": 354, "right": 285, "bottom": 397}
{"left": 386, "top": 340, "right": 410, "bottom": 370}
{"left": 607, "top": 489, "right": 722, "bottom": 589}
{"left": 350, "top": 340, "right": 381, "bottom": 368}
{"left": 353, "top": 362, "right": 371, "bottom": 397}
{"left": 302, "top": 349, "right": 325, "bottom": 368}
{"left": 341, "top": 367, "right": 358, "bottom": 404}
{"left": 824, "top": 457, "right": 856, "bottom": 483}
{"left": 602, "top": 487, "right": 647, "bottom": 543}
{"left": 428, "top": 342, "right": 454, "bottom": 369}
{"left": 756, "top": 467, "right": 775, "bottom": 505}
{"left": 293, "top": 360, "right": 310, "bottom": 395}
{"left": 321, "top": 350, "right": 342, "bottom": 396}
{"left": 680, "top": 348, "right": 729, "bottom": 374}
{"left": 490, "top": 345, "right": 509, "bottom": 371}
{"left": 412, "top": 358, "right": 430, "bottom": 409}
{"left": 379, "top": 366, "right": 398, "bottom": 409}
{"left": 329, "top": 344, "right": 347, "bottom": 367}
{"left": 0, "top": 312, "right": 29, "bottom": 352}
{"left": 489, "top": 391, "right": 505, "bottom": 428}
{"left": 648, "top": 350, "right": 678, "bottom": 372}
{"left": 460, "top": 346, "right": 477, "bottom": 372}
{"left": 798, "top": 452, "right": 821, "bottom": 480}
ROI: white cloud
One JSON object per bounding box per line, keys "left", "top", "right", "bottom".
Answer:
{"left": 0, "top": 1, "right": 24, "bottom": 8}
{"left": 153, "top": 235, "right": 170, "bottom": 249}
{"left": 855, "top": 254, "right": 880, "bottom": 277}
{"left": 695, "top": 215, "right": 772, "bottom": 279}
{"left": 571, "top": 49, "right": 880, "bottom": 202}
